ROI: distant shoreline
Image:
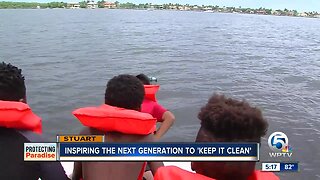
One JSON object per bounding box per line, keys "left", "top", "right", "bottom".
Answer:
{"left": 0, "top": 8, "right": 319, "bottom": 20}
{"left": 0, "top": 1, "right": 319, "bottom": 19}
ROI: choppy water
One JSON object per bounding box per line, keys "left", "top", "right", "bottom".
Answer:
{"left": 0, "top": 9, "right": 319, "bottom": 179}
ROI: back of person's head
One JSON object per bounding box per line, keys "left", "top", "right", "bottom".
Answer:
{"left": 192, "top": 94, "right": 268, "bottom": 180}
{"left": 136, "top": 73, "right": 150, "bottom": 85}
{"left": 0, "top": 62, "right": 26, "bottom": 102}
{"left": 105, "top": 74, "right": 144, "bottom": 110}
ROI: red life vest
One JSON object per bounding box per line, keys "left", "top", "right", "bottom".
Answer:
{"left": 248, "top": 170, "right": 280, "bottom": 180}
{"left": 72, "top": 104, "right": 157, "bottom": 135}
{"left": 154, "top": 166, "right": 279, "bottom": 180}
{"left": 144, "top": 85, "right": 160, "bottom": 102}
{"left": 154, "top": 166, "right": 213, "bottom": 180}
{"left": 0, "top": 100, "right": 42, "bottom": 134}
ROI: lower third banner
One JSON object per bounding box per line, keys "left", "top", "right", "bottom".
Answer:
{"left": 58, "top": 143, "right": 258, "bottom": 161}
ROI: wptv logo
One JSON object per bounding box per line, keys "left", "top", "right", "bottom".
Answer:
{"left": 268, "top": 132, "right": 292, "bottom": 158}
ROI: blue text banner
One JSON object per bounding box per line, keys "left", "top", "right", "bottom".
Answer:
{"left": 58, "top": 143, "right": 259, "bottom": 161}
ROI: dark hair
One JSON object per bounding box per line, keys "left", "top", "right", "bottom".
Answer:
{"left": 0, "top": 62, "right": 26, "bottom": 101}
{"left": 136, "top": 73, "right": 150, "bottom": 85}
{"left": 105, "top": 74, "right": 144, "bottom": 110}
{"left": 198, "top": 94, "right": 268, "bottom": 141}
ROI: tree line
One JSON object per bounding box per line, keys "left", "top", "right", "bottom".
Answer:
{"left": 0, "top": 1, "right": 65, "bottom": 8}
{"left": 0, "top": 1, "right": 319, "bottom": 18}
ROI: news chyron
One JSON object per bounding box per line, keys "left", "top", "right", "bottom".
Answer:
{"left": 24, "top": 135, "right": 104, "bottom": 161}
{"left": 24, "top": 135, "right": 259, "bottom": 161}
{"left": 261, "top": 132, "right": 299, "bottom": 173}
{"left": 24, "top": 143, "right": 57, "bottom": 161}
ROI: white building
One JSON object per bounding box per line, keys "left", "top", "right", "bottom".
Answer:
{"left": 299, "top": 12, "right": 308, "bottom": 17}
{"left": 104, "top": 2, "right": 116, "bottom": 9}
{"left": 67, "top": 2, "right": 80, "bottom": 9}
{"left": 87, "top": 0, "right": 98, "bottom": 9}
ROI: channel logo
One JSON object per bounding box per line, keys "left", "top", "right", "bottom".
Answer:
{"left": 268, "top": 132, "right": 292, "bottom": 158}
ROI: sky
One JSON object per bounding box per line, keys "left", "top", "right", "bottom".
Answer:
{"left": 11, "top": 0, "right": 320, "bottom": 12}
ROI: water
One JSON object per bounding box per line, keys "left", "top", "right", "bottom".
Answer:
{"left": 0, "top": 9, "right": 319, "bottom": 179}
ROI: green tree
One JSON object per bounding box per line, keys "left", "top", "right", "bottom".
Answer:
{"left": 119, "top": 2, "right": 136, "bottom": 9}
{"left": 47, "top": 2, "right": 65, "bottom": 8}
{"left": 0, "top": 1, "right": 50, "bottom": 9}
{"left": 114, "top": 1, "right": 119, "bottom": 7}
{"left": 79, "top": 1, "right": 87, "bottom": 8}
{"left": 98, "top": 0, "right": 105, "bottom": 8}
{"left": 265, "top": 8, "right": 272, "bottom": 15}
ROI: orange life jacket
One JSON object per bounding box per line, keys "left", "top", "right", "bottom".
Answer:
{"left": 72, "top": 104, "right": 157, "bottom": 135}
{"left": 0, "top": 100, "right": 42, "bottom": 134}
{"left": 154, "top": 166, "right": 279, "bottom": 180}
{"left": 248, "top": 170, "right": 280, "bottom": 180}
{"left": 154, "top": 166, "right": 213, "bottom": 180}
{"left": 144, "top": 85, "right": 160, "bottom": 102}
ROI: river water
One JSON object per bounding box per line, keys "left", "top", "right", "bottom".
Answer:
{"left": 0, "top": 9, "right": 319, "bottom": 179}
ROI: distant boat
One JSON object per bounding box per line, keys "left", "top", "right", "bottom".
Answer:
{"left": 36, "top": 5, "right": 40, "bottom": 9}
{"left": 204, "top": 10, "right": 214, "bottom": 13}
